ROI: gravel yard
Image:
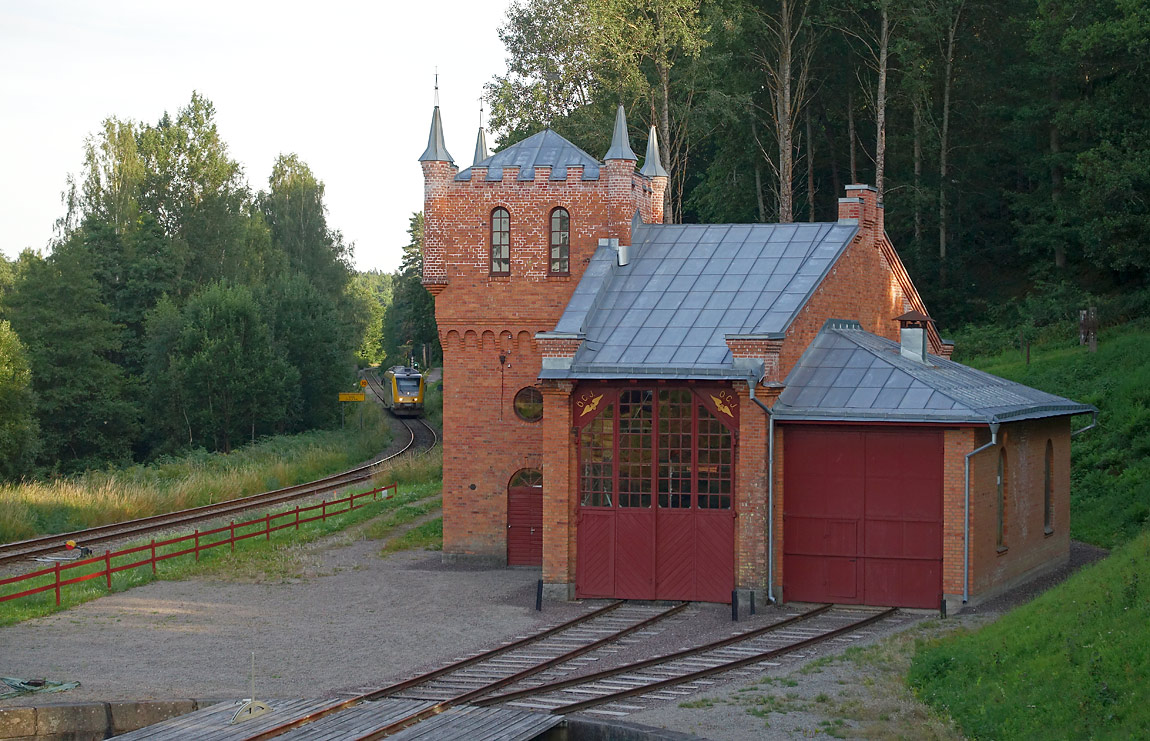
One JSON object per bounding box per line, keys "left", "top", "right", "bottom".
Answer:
{"left": 0, "top": 509, "right": 1109, "bottom": 741}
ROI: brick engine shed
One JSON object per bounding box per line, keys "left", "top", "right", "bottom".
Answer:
{"left": 419, "top": 102, "right": 1095, "bottom": 612}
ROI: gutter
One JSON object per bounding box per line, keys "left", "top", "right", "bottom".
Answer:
{"left": 1072, "top": 410, "right": 1098, "bottom": 437}
{"left": 747, "top": 377, "right": 776, "bottom": 604}
{"left": 963, "top": 421, "right": 1000, "bottom": 603}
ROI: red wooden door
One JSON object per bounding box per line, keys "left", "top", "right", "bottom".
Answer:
{"left": 783, "top": 426, "right": 942, "bottom": 608}
{"left": 507, "top": 469, "right": 543, "bottom": 566}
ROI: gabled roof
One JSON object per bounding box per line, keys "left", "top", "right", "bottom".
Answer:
{"left": 541, "top": 221, "right": 858, "bottom": 380}
{"left": 772, "top": 320, "right": 1095, "bottom": 424}
{"left": 455, "top": 129, "right": 601, "bottom": 182}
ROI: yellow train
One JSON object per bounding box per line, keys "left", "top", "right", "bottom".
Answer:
{"left": 381, "top": 366, "right": 425, "bottom": 417}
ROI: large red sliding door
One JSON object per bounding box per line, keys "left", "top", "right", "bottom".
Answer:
{"left": 783, "top": 426, "right": 943, "bottom": 608}
{"left": 575, "top": 386, "right": 736, "bottom": 603}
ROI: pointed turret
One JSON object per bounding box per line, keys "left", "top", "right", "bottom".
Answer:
{"left": 603, "top": 104, "right": 637, "bottom": 161}
{"left": 419, "top": 105, "right": 453, "bottom": 163}
{"left": 639, "top": 125, "right": 669, "bottom": 178}
{"left": 473, "top": 126, "right": 488, "bottom": 165}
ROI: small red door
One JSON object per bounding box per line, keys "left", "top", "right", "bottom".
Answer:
{"left": 507, "top": 469, "right": 543, "bottom": 566}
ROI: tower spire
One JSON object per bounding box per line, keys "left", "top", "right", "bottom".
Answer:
{"left": 419, "top": 73, "right": 453, "bottom": 163}
{"left": 603, "top": 104, "right": 637, "bottom": 161}
{"left": 474, "top": 99, "right": 489, "bottom": 165}
{"left": 639, "top": 124, "right": 668, "bottom": 178}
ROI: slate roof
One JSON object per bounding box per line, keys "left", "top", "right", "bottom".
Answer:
{"left": 456, "top": 129, "right": 602, "bottom": 181}
{"left": 772, "top": 320, "right": 1095, "bottom": 424}
{"left": 541, "top": 220, "right": 858, "bottom": 380}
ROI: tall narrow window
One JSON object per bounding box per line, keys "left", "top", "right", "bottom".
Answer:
{"left": 550, "top": 207, "right": 570, "bottom": 274}
{"left": 1044, "top": 440, "right": 1054, "bottom": 534}
{"left": 997, "top": 449, "right": 1008, "bottom": 549}
{"left": 491, "top": 207, "right": 510, "bottom": 275}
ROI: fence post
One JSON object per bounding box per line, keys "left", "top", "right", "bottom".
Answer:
{"left": 230, "top": 521, "right": 235, "bottom": 552}
{"left": 322, "top": 500, "right": 327, "bottom": 521}
{"left": 151, "top": 539, "right": 157, "bottom": 575}
{"left": 105, "top": 551, "right": 112, "bottom": 590}
{"left": 295, "top": 506, "right": 300, "bottom": 530}
{"left": 266, "top": 512, "right": 271, "bottom": 541}
{"left": 54, "top": 562, "right": 61, "bottom": 606}
{"left": 195, "top": 530, "right": 200, "bottom": 561}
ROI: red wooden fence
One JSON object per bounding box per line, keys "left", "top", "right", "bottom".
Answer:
{"left": 0, "top": 484, "right": 397, "bottom": 607}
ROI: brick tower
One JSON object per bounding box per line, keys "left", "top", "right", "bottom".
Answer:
{"left": 420, "top": 103, "right": 666, "bottom": 562}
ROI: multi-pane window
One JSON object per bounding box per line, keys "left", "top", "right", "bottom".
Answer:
{"left": 580, "top": 404, "right": 614, "bottom": 507}
{"left": 491, "top": 207, "right": 510, "bottom": 275}
{"left": 550, "top": 207, "right": 570, "bottom": 274}
{"left": 997, "top": 449, "right": 1008, "bottom": 549}
{"left": 696, "top": 405, "right": 732, "bottom": 509}
{"left": 1044, "top": 440, "right": 1054, "bottom": 534}
{"left": 658, "top": 390, "right": 693, "bottom": 508}
{"left": 618, "top": 390, "right": 653, "bottom": 508}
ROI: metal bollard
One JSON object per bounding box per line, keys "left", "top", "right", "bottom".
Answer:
{"left": 536, "top": 579, "right": 543, "bottom": 612}
{"left": 750, "top": 592, "right": 756, "bottom": 615}
{"left": 731, "top": 590, "right": 739, "bottom": 622}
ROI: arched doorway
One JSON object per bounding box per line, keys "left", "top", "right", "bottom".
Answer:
{"left": 507, "top": 468, "right": 543, "bottom": 566}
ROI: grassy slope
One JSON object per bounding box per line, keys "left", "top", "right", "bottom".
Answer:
{"left": 0, "top": 404, "right": 390, "bottom": 543}
{"left": 911, "top": 322, "right": 1150, "bottom": 738}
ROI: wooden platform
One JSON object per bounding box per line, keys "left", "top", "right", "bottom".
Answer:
{"left": 113, "top": 697, "right": 564, "bottom": 740}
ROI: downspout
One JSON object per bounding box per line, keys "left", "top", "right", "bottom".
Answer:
{"left": 747, "top": 377, "right": 777, "bottom": 604}
{"left": 963, "top": 420, "right": 1000, "bottom": 604}
{"left": 1072, "top": 410, "right": 1098, "bottom": 437}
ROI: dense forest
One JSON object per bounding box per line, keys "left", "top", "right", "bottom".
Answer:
{"left": 484, "top": 0, "right": 1150, "bottom": 332}
{"left": 0, "top": 94, "right": 436, "bottom": 479}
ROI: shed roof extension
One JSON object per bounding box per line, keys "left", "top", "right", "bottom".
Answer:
{"left": 772, "top": 320, "right": 1095, "bottom": 424}
{"left": 541, "top": 220, "right": 858, "bottom": 380}
{"left": 455, "top": 129, "right": 602, "bottom": 182}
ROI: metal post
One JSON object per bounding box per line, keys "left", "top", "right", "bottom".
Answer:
{"left": 940, "top": 596, "right": 947, "bottom": 619}
{"left": 750, "top": 592, "right": 756, "bottom": 616}
{"left": 536, "top": 580, "right": 543, "bottom": 611}
{"left": 731, "top": 591, "right": 739, "bottom": 622}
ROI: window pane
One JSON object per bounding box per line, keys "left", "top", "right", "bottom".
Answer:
{"left": 492, "top": 208, "right": 510, "bottom": 274}
{"left": 658, "top": 389, "right": 693, "bottom": 508}
{"left": 697, "top": 404, "right": 732, "bottom": 509}
{"left": 514, "top": 387, "right": 543, "bottom": 422}
{"left": 550, "top": 208, "right": 569, "bottom": 273}
{"left": 580, "top": 404, "right": 614, "bottom": 507}
{"left": 618, "top": 390, "right": 652, "bottom": 507}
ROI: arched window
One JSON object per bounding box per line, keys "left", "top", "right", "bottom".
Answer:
{"left": 1044, "top": 440, "right": 1054, "bottom": 534}
{"left": 549, "top": 207, "right": 570, "bottom": 274}
{"left": 491, "top": 207, "right": 510, "bottom": 275}
{"left": 997, "top": 449, "right": 1008, "bottom": 550}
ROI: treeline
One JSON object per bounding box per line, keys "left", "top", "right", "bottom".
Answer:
{"left": 486, "top": 0, "right": 1150, "bottom": 326}
{"left": 0, "top": 93, "right": 394, "bottom": 477}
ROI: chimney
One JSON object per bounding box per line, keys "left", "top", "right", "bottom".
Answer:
{"left": 895, "top": 310, "right": 934, "bottom": 364}
{"left": 840, "top": 184, "right": 884, "bottom": 237}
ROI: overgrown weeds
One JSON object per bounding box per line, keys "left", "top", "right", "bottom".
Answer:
{"left": 0, "top": 408, "right": 389, "bottom": 543}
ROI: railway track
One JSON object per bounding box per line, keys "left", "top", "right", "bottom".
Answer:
{"left": 224, "top": 603, "right": 901, "bottom": 740}
{"left": 0, "top": 373, "right": 438, "bottom": 568}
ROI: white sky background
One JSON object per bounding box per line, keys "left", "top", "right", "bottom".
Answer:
{"left": 0, "top": 0, "right": 512, "bottom": 273}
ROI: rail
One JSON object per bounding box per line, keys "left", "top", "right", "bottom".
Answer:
{"left": 0, "top": 484, "right": 398, "bottom": 608}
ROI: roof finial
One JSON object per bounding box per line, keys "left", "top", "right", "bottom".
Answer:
{"left": 419, "top": 72, "right": 453, "bottom": 164}
{"left": 474, "top": 98, "right": 489, "bottom": 166}
{"left": 604, "top": 104, "right": 637, "bottom": 161}
{"left": 639, "top": 124, "right": 669, "bottom": 178}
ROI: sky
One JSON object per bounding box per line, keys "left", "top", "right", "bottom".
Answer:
{"left": 0, "top": 0, "right": 512, "bottom": 273}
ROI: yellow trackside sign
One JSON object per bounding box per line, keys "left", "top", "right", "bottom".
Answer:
{"left": 339, "top": 392, "right": 366, "bottom": 402}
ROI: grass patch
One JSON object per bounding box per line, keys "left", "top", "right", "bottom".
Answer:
{"left": 422, "top": 375, "right": 443, "bottom": 431}
{"left": 961, "top": 319, "right": 1150, "bottom": 547}
{"left": 909, "top": 530, "right": 1150, "bottom": 739}
{"left": 380, "top": 518, "right": 443, "bottom": 554}
{"left": 0, "top": 483, "right": 416, "bottom": 625}
{"left": 0, "top": 406, "right": 390, "bottom": 543}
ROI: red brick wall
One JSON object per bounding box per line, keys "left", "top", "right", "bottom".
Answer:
{"left": 735, "top": 383, "right": 769, "bottom": 590}
{"left": 425, "top": 154, "right": 659, "bottom": 559}
{"left": 942, "top": 428, "right": 975, "bottom": 595}
{"left": 967, "top": 417, "right": 1072, "bottom": 599}
{"left": 778, "top": 190, "right": 935, "bottom": 381}
{"left": 541, "top": 381, "right": 576, "bottom": 589}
